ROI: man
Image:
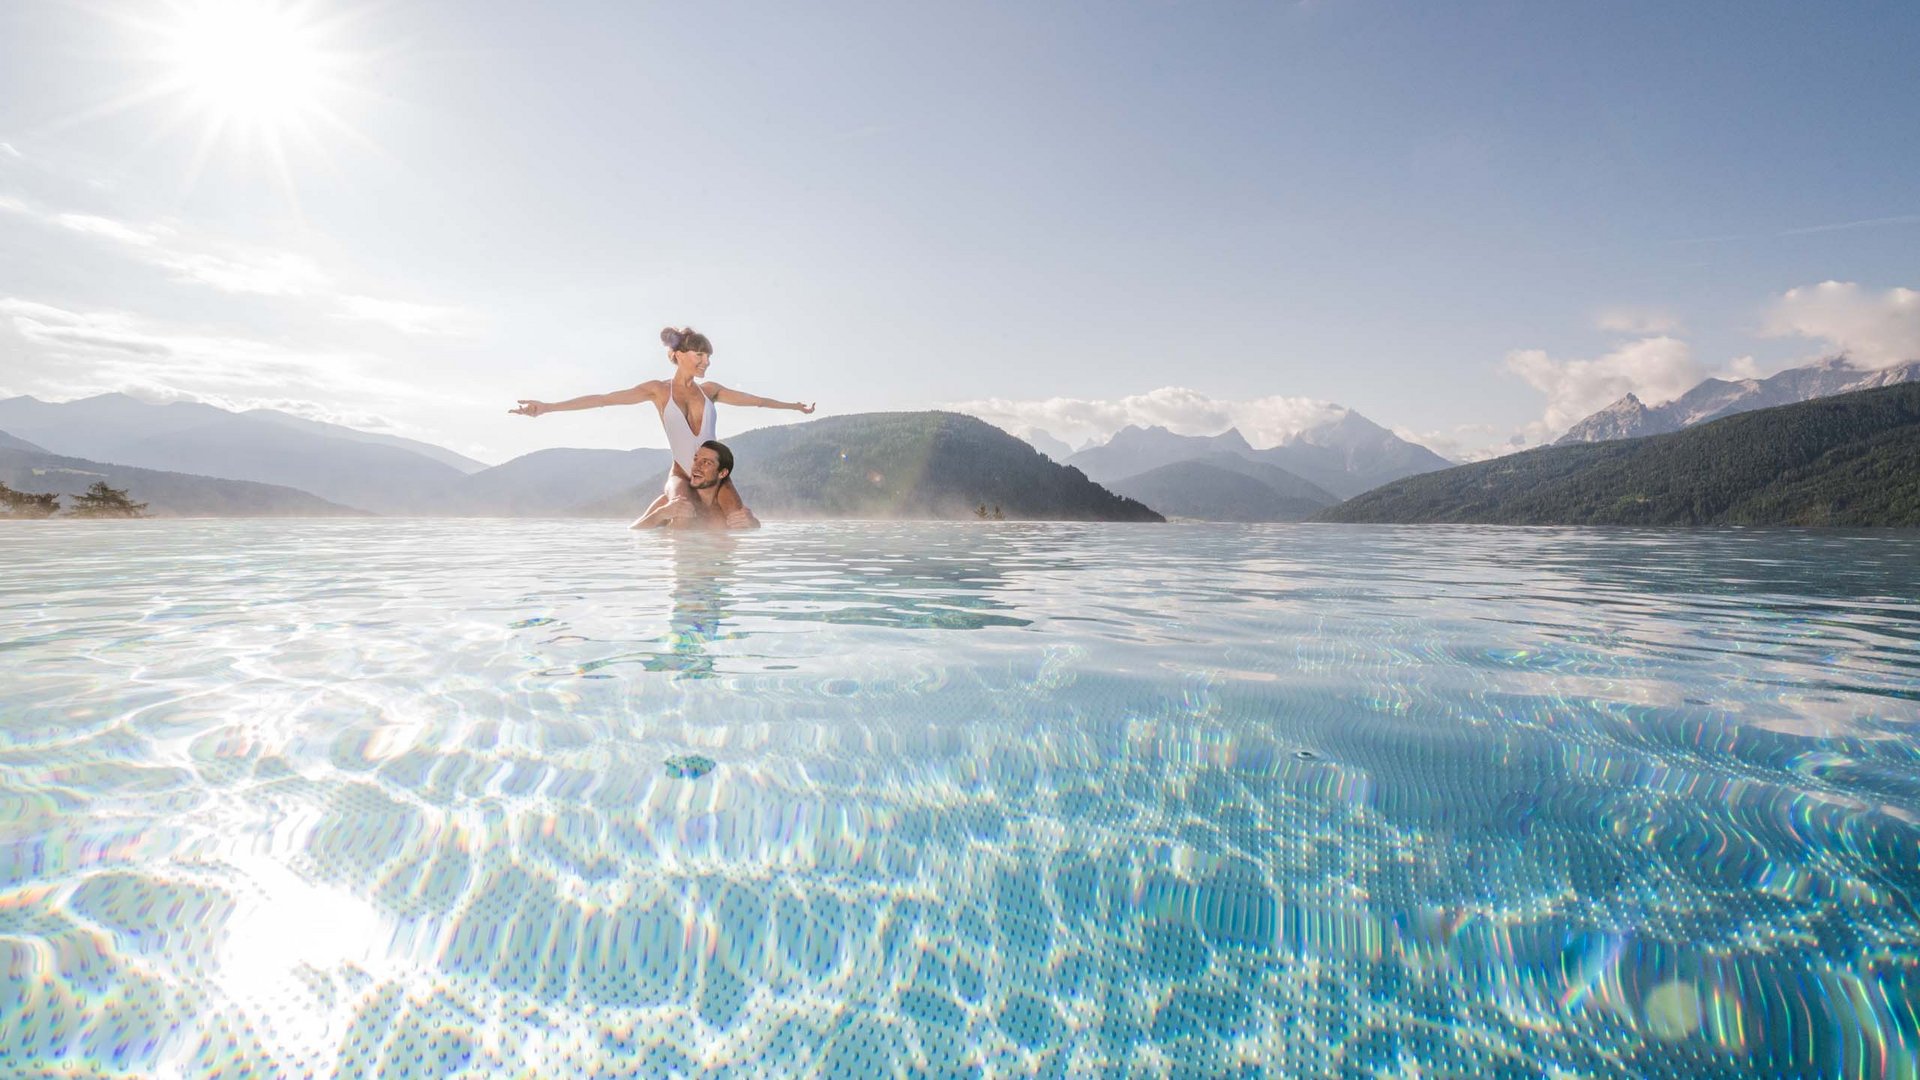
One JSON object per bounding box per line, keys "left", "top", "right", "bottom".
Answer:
{"left": 636, "top": 439, "right": 760, "bottom": 529}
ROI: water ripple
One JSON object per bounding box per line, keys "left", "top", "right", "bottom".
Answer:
{"left": 1, "top": 519, "right": 1917, "bottom": 1076}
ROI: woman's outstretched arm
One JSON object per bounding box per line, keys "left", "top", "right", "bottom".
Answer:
{"left": 703, "top": 381, "right": 814, "bottom": 414}
{"left": 511, "top": 381, "right": 661, "bottom": 416}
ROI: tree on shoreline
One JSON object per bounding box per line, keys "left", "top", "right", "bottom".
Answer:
{"left": 67, "top": 481, "right": 149, "bottom": 518}
{"left": 0, "top": 480, "right": 61, "bottom": 519}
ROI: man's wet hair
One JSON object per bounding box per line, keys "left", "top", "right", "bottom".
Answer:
{"left": 700, "top": 439, "right": 733, "bottom": 477}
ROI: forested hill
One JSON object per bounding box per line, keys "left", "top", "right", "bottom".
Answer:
{"left": 584, "top": 411, "right": 1164, "bottom": 521}
{"left": 1316, "top": 382, "right": 1920, "bottom": 526}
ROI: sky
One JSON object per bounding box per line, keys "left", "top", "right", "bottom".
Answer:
{"left": 1, "top": 0, "right": 1916, "bottom": 464}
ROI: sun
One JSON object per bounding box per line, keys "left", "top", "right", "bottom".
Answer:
{"left": 57, "top": 0, "right": 370, "bottom": 189}
{"left": 157, "top": 0, "right": 338, "bottom": 130}
{"left": 163, "top": 0, "right": 331, "bottom": 126}
{"left": 81, "top": 0, "right": 381, "bottom": 199}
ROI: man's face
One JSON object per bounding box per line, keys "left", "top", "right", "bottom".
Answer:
{"left": 689, "top": 447, "right": 725, "bottom": 489}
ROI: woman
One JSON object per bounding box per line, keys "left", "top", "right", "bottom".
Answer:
{"left": 510, "top": 327, "right": 814, "bottom": 527}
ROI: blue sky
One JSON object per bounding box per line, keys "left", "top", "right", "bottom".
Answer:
{"left": 2, "top": 0, "right": 1916, "bottom": 461}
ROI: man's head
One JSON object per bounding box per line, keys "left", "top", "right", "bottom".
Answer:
{"left": 690, "top": 439, "right": 734, "bottom": 490}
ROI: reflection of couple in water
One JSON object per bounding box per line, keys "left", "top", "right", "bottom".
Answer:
{"left": 510, "top": 326, "right": 815, "bottom": 529}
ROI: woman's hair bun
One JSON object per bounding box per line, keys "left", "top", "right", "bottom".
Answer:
{"left": 660, "top": 326, "right": 711, "bottom": 357}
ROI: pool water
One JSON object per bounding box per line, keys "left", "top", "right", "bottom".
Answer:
{"left": 2, "top": 520, "right": 1918, "bottom": 1078}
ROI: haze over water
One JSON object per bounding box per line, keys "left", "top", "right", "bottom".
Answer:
{"left": 3, "top": 520, "right": 1918, "bottom": 1077}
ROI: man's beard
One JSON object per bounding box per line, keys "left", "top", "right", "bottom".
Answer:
{"left": 690, "top": 476, "right": 722, "bottom": 491}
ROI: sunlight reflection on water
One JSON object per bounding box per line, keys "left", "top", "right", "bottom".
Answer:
{"left": 2, "top": 520, "right": 1917, "bottom": 1077}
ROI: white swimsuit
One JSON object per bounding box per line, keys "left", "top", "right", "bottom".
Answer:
{"left": 659, "top": 383, "right": 716, "bottom": 475}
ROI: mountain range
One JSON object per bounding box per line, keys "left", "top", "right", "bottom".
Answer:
{"left": 581, "top": 412, "right": 1162, "bottom": 520}
{"left": 0, "top": 396, "right": 1159, "bottom": 520}
{"left": 0, "top": 392, "right": 1447, "bottom": 521}
{"left": 0, "top": 429, "right": 46, "bottom": 453}
{"left": 1, "top": 447, "right": 364, "bottom": 517}
{"left": 434, "top": 447, "right": 672, "bottom": 516}
{"left": 1103, "top": 456, "right": 1340, "bottom": 523}
{"left": 10, "top": 359, "right": 1912, "bottom": 523}
{"left": 1007, "top": 426, "right": 1076, "bottom": 462}
{"left": 1556, "top": 357, "right": 1920, "bottom": 445}
{"left": 0, "top": 394, "right": 489, "bottom": 514}
{"left": 1320, "top": 382, "right": 1920, "bottom": 526}
{"left": 1046, "top": 410, "right": 1453, "bottom": 520}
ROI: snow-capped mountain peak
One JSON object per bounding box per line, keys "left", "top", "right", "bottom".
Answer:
{"left": 1556, "top": 357, "right": 1920, "bottom": 445}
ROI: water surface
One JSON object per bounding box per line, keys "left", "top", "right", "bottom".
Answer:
{"left": 2, "top": 520, "right": 1918, "bottom": 1077}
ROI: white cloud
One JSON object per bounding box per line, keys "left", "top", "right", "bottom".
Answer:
{"left": 2, "top": 297, "right": 428, "bottom": 406}
{"left": 44, "top": 379, "right": 454, "bottom": 445}
{"left": 948, "top": 387, "right": 1225, "bottom": 448}
{"left": 53, "top": 213, "right": 160, "bottom": 247}
{"left": 3, "top": 193, "right": 469, "bottom": 324}
{"left": 1395, "top": 423, "right": 1508, "bottom": 463}
{"left": 235, "top": 398, "right": 407, "bottom": 431}
{"left": 1231, "top": 395, "right": 1353, "bottom": 447}
{"left": 1504, "top": 335, "right": 1702, "bottom": 438}
{"left": 0, "top": 142, "right": 20, "bottom": 157}
{"left": 1, "top": 298, "right": 89, "bottom": 323}
{"left": 2, "top": 192, "right": 329, "bottom": 296}
{"left": 1763, "top": 281, "right": 1920, "bottom": 369}
{"left": 1596, "top": 308, "right": 1683, "bottom": 335}
{"left": 335, "top": 295, "right": 480, "bottom": 336}
{"left": 158, "top": 249, "right": 330, "bottom": 296}
{"left": 945, "top": 386, "right": 1347, "bottom": 450}
{"left": 1778, "top": 214, "right": 1920, "bottom": 238}
{"left": 1714, "top": 355, "right": 1764, "bottom": 381}
{"left": 3, "top": 298, "right": 171, "bottom": 357}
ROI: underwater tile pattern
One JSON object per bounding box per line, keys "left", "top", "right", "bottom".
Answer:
{"left": 1, "top": 519, "right": 1918, "bottom": 1077}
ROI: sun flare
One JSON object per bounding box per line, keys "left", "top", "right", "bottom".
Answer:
{"left": 166, "top": 1, "right": 328, "bottom": 124}
{"left": 51, "top": 0, "right": 372, "bottom": 195}
{"left": 92, "top": 0, "right": 379, "bottom": 198}
{"left": 160, "top": 0, "right": 334, "bottom": 128}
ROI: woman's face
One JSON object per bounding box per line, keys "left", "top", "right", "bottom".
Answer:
{"left": 672, "top": 349, "right": 711, "bottom": 377}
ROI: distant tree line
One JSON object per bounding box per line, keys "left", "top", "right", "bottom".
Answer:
{"left": 0, "top": 480, "right": 60, "bottom": 518}
{"left": 0, "top": 480, "right": 148, "bottom": 519}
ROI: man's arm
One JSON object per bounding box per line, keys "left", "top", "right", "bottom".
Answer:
{"left": 512, "top": 381, "right": 662, "bottom": 416}
{"left": 633, "top": 498, "right": 697, "bottom": 528}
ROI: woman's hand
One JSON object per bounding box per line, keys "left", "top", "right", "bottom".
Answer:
{"left": 510, "top": 400, "right": 546, "bottom": 417}
{"left": 794, "top": 401, "right": 816, "bottom": 414}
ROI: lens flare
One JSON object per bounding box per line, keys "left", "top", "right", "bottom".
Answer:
{"left": 167, "top": 2, "right": 327, "bottom": 122}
